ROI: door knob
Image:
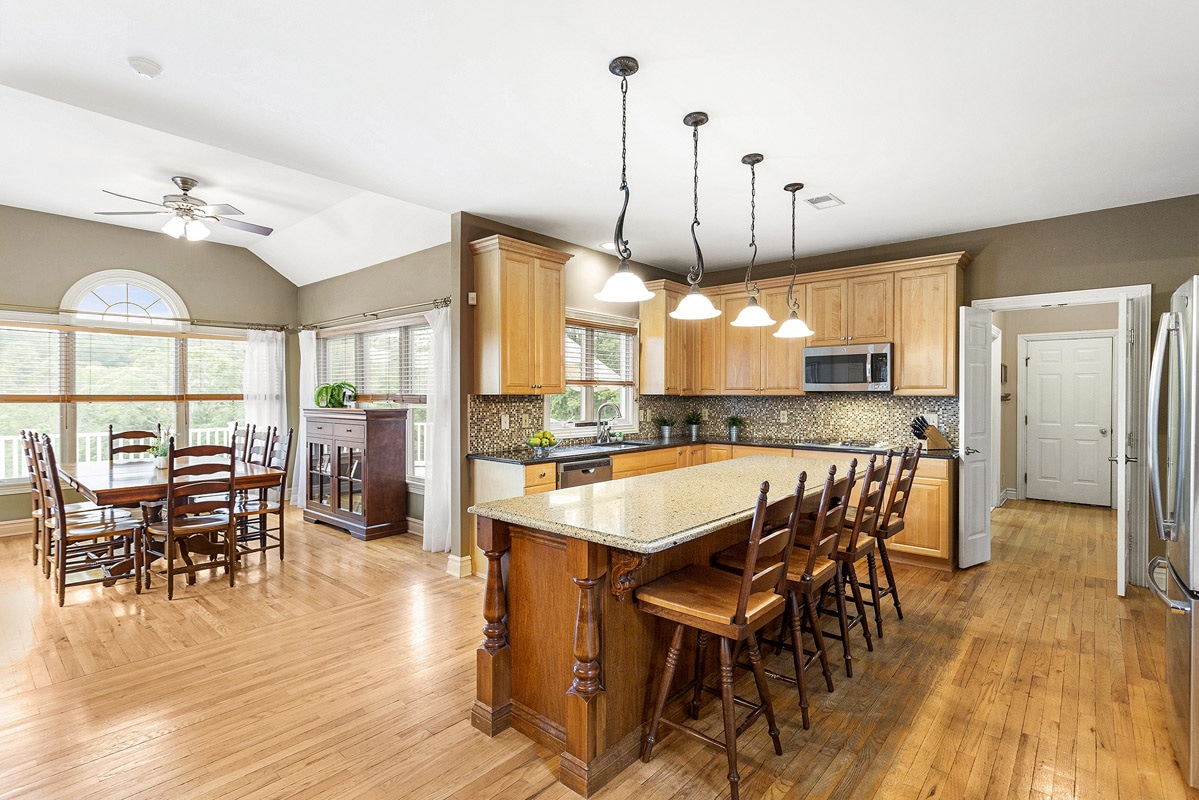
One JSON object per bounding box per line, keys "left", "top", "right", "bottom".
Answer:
{"left": 1099, "top": 428, "right": 1108, "bottom": 435}
{"left": 964, "top": 446, "right": 981, "bottom": 455}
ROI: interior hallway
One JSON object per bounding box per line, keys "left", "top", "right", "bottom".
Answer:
{"left": 0, "top": 500, "right": 1193, "bottom": 799}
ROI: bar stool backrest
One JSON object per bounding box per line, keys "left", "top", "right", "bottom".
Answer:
{"left": 880, "top": 444, "right": 923, "bottom": 531}
{"left": 844, "top": 452, "right": 893, "bottom": 550}
{"left": 799, "top": 461, "right": 858, "bottom": 581}
{"left": 733, "top": 478, "right": 801, "bottom": 626}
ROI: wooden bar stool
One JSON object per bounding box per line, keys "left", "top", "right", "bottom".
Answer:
{"left": 831, "top": 452, "right": 892, "bottom": 641}
{"left": 856, "top": 445, "right": 923, "bottom": 623}
{"left": 636, "top": 479, "right": 801, "bottom": 800}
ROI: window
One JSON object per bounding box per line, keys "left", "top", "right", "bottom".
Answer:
{"left": 0, "top": 272, "right": 247, "bottom": 489}
{"left": 546, "top": 313, "right": 638, "bottom": 436}
{"left": 316, "top": 317, "right": 430, "bottom": 485}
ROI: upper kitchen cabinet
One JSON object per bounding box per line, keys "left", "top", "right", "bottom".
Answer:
{"left": 893, "top": 258, "right": 966, "bottom": 396}
{"left": 805, "top": 274, "right": 892, "bottom": 346}
{"left": 471, "top": 235, "right": 572, "bottom": 395}
{"left": 639, "top": 283, "right": 696, "bottom": 395}
{"left": 721, "top": 288, "right": 805, "bottom": 395}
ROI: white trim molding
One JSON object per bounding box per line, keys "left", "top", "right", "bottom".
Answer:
{"left": 0, "top": 518, "right": 29, "bottom": 538}
{"left": 445, "top": 553, "right": 474, "bottom": 579}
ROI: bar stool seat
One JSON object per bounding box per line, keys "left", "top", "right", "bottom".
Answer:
{"left": 636, "top": 564, "right": 785, "bottom": 628}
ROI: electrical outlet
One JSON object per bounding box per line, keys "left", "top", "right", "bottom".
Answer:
{"left": 522, "top": 414, "right": 532, "bottom": 429}
{"left": 640, "top": 409, "right": 647, "bottom": 422}
{"left": 780, "top": 410, "right": 788, "bottom": 424}
{"left": 924, "top": 412, "right": 939, "bottom": 427}
{"left": 500, "top": 413, "right": 510, "bottom": 430}
{"left": 701, "top": 408, "right": 709, "bottom": 421}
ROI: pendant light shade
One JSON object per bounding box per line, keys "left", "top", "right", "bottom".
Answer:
{"left": 731, "top": 295, "right": 775, "bottom": 327}
{"left": 774, "top": 309, "right": 815, "bottom": 338}
{"left": 773, "top": 181, "right": 814, "bottom": 339}
{"left": 595, "top": 56, "right": 654, "bottom": 305}
{"left": 596, "top": 261, "right": 654, "bottom": 302}
{"left": 669, "top": 111, "right": 720, "bottom": 320}
{"left": 731, "top": 153, "right": 774, "bottom": 328}
{"left": 184, "top": 219, "right": 211, "bottom": 242}
{"left": 672, "top": 284, "right": 721, "bottom": 320}
{"left": 161, "top": 215, "right": 187, "bottom": 238}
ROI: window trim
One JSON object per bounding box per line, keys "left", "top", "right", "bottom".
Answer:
{"left": 545, "top": 308, "right": 640, "bottom": 438}
{"left": 60, "top": 269, "right": 190, "bottom": 330}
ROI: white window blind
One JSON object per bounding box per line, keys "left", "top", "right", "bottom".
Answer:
{"left": 564, "top": 321, "right": 635, "bottom": 387}
{"left": 317, "top": 319, "right": 431, "bottom": 401}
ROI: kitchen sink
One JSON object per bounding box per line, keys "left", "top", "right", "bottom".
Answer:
{"left": 587, "top": 441, "right": 651, "bottom": 450}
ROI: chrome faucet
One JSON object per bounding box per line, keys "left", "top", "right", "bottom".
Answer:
{"left": 595, "top": 402, "right": 622, "bottom": 444}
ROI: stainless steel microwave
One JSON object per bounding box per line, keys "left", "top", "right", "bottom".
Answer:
{"left": 802, "top": 343, "right": 892, "bottom": 392}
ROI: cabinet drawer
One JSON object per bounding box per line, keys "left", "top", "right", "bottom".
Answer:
{"left": 306, "top": 419, "right": 333, "bottom": 438}
{"left": 524, "top": 463, "right": 555, "bottom": 489}
{"left": 643, "top": 448, "right": 677, "bottom": 470}
{"left": 334, "top": 422, "right": 367, "bottom": 443}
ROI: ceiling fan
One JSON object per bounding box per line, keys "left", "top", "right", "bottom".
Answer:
{"left": 95, "top": 176, "right": 274, "bottom": 241}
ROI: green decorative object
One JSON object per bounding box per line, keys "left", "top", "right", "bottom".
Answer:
{"left": 315, "top": 381, "right": 358, "bottom": 409}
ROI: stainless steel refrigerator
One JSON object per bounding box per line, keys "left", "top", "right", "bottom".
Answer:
{"left": 1148, "top": 275, "right": 1199, "bottom": 787}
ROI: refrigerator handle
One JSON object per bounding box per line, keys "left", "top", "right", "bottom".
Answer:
{"left": 1148, "top": 312, "right": 1177, "bottom": 542}
{"left": 1148, "top": 556, "right": 1192, "bottom": 615}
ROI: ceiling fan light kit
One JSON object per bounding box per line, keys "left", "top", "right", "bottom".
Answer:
{"left": 595, "top": 56, "right": 655, "bottom": 304}
{"left": 669, "top": 111, "right": 721, "bottom": 321}
{"left": 95, "top": 175, "right": 274, "bottom": 242}
{"left": 773, "top": 182, "right": 816, "bottom": 339}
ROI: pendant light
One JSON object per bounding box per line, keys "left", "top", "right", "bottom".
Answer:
{"left": 730, "top": 153, "right": 775, "bottom": 327}
{"left": 670, "top": 112, "right": 721, "bottom": 320}
{"left": 595, "top": 56, "right": 654, "bottom": 304}
{"left": 773, "top": 182, "right": 816, "bottom": 339}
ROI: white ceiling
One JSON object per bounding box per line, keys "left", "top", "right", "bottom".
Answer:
{"left": 0, "top": 2, "right": 1196, "bottom": 285}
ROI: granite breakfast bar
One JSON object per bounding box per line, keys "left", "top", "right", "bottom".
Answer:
{"left": 468, "top": 454, "right": 855, "bottom": 796}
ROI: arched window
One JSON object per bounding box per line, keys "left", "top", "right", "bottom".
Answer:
{"left": 61, "top": 270, "right": 189, "bottom": 327}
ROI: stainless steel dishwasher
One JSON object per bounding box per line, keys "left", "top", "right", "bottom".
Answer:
{"left": 557, "top": 456, "right": 613, "bottom": 488}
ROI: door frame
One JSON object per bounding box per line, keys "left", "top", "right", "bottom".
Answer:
{"left": 973, "top": 284, "right": 1151, "bottom": 591}
{"left": 1016, "top": 330, "right": 1117, "bottom": 505}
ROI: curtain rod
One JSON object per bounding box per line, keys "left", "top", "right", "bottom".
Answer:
{"left": 299, "top": 296, "right": 451, "bottom": 331}
{"left": 0, "top": 302, "right": 289, "bottom": 332}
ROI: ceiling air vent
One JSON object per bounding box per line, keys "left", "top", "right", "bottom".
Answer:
{"left": 805, "top": 193, "right": 844, "bottom": 210}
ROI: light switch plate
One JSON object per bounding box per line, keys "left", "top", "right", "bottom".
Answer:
{"left": 780, "top": 410, "right": 788, "bottom": 423}
{"left": 500, "top": 413, "right": 510, "bottom": 430}
{"left": 702, "top": 408, "right": 709, "bottom": 421}
{"left": 522, "top": 414, "right": 532, "bottom": 429}
{"left": 925, "top": 412, "right": 939, "bottom": 427}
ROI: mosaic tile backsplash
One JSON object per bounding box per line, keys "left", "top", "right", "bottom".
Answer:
{"left": 469, "top": 393, "right": 959, "bottom": 454}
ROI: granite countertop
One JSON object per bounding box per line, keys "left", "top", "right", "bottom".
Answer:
{"left": 469, "top": 455, "right": 857, "bottom": 554}
{"left": 467, "top": 436, "right": 956, "bottom": 465}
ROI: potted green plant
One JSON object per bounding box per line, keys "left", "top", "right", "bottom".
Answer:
{"left": 146, "top": 436, "right": 170, "bottom": 469}
{"left": 683, "top": 410, "right": 703, "bottom": 441}
{"left": 652, "top": 414, "right": 676, "bottom": 440}
{"left": 314, "top": 381, "right": 358, "bottom": 409}
{"left": 726, "top": 415, "right": 746, "bottom": 443}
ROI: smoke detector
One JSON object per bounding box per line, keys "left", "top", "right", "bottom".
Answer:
{"left": 805, "top": 193, "right": 844, "bottom": 210}
{"left": 127, "top": 57, "right": 163, "bottom": 80}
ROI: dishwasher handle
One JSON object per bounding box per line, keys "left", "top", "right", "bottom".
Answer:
{"left": 558, "top": 457, "right": 613, "bottom": 474}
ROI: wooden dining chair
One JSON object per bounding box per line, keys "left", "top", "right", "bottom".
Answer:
{"left": 636, "top": 479, "right": 798, "bottom": 800}
{"left": 37, "top": 435, "right": 143, "bottom": 606}
{"left": 856, "top": 445, "right": 922, "bottom": 624}
{"left": 245, "top": 425, "right": 275, "bottom": 466}
{"left": 231, "top": 423, "right": 254, "bottom": 462}
{"left": 235, "top": 427, "right": 293, "bottom": 561}
{"left": 108, "top": 423, "right": 162, "bottom": 461}
{"left": 140, "top": 439, "right": 237, "bottom": 600}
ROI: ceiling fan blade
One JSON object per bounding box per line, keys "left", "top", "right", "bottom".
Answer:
{"left": 102, "top": 189, "right": 167, "bottom": 208}
{"left": 195, "top": 203, "right": 243, "bottom": 216}
{"left": 95, "top": 210, "right": 171, "bottom": 216}
{"left": 210, "top": 216, "right": 273, "bottom": 236}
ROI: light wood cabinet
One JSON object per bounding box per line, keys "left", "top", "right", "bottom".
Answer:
{"left": 705, "top": 444, "right": 732, "bottom": 462}
{"left": 848, "top": 273, "right": 893, "bottom": 344}
{"left": 893, "top": 264, "right": 961, "bottom": 396}
{"left": 887, "top": 457, "right": 955, "bottom": 565}
{"left": 303, "top": 409, "right": 408, "bottom": 540}
{"left": 643, "top": 448, "right": 677, "bottom": 475}
{"left": 719, "top": 288, "right": 804, "bottom": 395}
{"left": 471, "top": 235, "right": 572, "bottom": 395}
{"left": 730, "top": 445, "right": 786, "bottom": 459}
{"left": 639, "top": 287, "right": 696, "bottom": 395}
{"left": 696, "top": 311, "right": 723, "bottom": 395}
{"left": 805, "top": 279, "right": 847, "bottom": 347}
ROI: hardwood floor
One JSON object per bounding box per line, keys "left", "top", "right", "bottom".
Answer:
{"left": 0, "top": 501, "right": 1193, "bottom": 799}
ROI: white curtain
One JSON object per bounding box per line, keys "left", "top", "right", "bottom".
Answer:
{"left": 243, "top": 330, "right": 287, "bottom": 436}
{"left": 291, "top": 330, "right": 317, "bottom": 508}
{"left": 421, "top": 306, "right": 452, "bottom": 552}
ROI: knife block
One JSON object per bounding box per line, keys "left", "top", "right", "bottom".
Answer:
{"left": 923, "top": 425, "right": 953, "bottom": 450}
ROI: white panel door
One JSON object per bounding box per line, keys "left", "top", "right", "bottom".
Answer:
{"left": 959, "top": 306, "right": 993, "bottom": 568}
{"left": 1026, "top": 335, "right": 1114, "bottom": 506}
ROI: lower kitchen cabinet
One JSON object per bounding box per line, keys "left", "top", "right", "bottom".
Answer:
{"left": 705, "top": 444, "right": 732, "bottom": 462}
{"left": 887, "top": 456, "right": 955, "bottom": 567}
{"left": 730, "top": 445, "right": 783, "bottom": 459}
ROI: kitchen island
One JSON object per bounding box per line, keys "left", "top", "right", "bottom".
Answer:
{"left": 468, "top": 454, "right": 854, "bottom": 796}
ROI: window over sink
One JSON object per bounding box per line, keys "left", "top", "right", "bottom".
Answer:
{"left": 545, "top": 311, "right": 638, "bottom": 438}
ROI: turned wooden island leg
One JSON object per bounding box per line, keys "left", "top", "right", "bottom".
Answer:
{"left": 559, "top": 539, "right": 608, "bottom": 796}
{"left": 472, "top": 517, "right": 512, "bottom": 736}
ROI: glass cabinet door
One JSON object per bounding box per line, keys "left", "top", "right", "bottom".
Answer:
{"left": 308, "top": 440, "right": 332, "bottom": 509}
{"left": 336, "top": 445, "right": 364, "bottom": 516}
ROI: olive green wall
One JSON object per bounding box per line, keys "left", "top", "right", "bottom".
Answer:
{"left": 704, "top": 194, "right": 1199, "bottom": 318}
{"left": 0, "top": 204, "right": 299, "bottom": 523}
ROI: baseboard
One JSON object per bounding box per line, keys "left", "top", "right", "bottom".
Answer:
{"left": 998, "top": 488, "right": 1016, "bottom": 506}
{"left": 446, "top": 554, "right": 474, "bottom": 579}
{"left": 406, "top": 516, "right": 424, "bottom": 535}
{"left": 0, "top": 518, "right": 29, "bottom": 538}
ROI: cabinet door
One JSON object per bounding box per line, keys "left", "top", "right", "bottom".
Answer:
{"left": 689, "top": 445, "right": 705, "bottom": 465}
{"left": 760, "top": 286, "right": 806, "bottom": 394}
{"left": 706, "top": 444, "right": 732, "bottom": 462}
{"left": 888, "top": 476, "right": 949, "bottom": 559}
{"left": 848, "top": 273, "right": 893, "bottom": 344}
{"left": 894, "top": 266, "right": 954, "bottom": 395}
{"left": 663, "top": 291, "right": 688, "bottom": 395}
{"left": 533, "top": 258, "right": 566, "bottom": 395}
{"left": 335, "top": 443, "right": 365, "bottom": 517}
{"left": 675, "top": 447, "right": 690, "bottom": 469}
{"left": 696, "top": 310, "right": 723, "bottom": 395}
{"left": 720, "top": 294, "right": 762, "bottom": 394}
{"left": 806, "top": 279, "right": 847, "bottom": 346}
{"left": 500, "top": 252, "right": 537, "bottom": 393}
{"left": 307, "top": 439, "right": 333, "bottom": 510}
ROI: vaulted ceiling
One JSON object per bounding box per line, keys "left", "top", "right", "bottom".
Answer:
{"left": 1, "top": 2, "right": 1196, "bottom": 285}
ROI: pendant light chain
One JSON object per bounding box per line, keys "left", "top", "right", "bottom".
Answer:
{"left": 745, "top": 158, "right": 759, "bottom": 298}
{"left": 619, "top": 76, "right": 628, "bottom": 190}
{"left": 787, "top": 187, "right": 799, "bottom": 310}
{"left": 688, "top": 119, "right": 705, "bottom": 287}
